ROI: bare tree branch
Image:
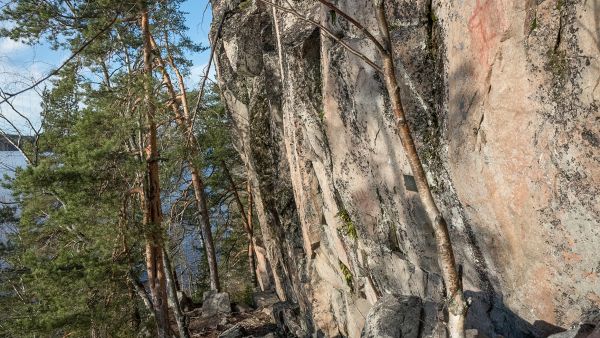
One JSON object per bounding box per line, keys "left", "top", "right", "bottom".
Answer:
{"left": 193, "top": 11, "right": 228, "bottom": 118}
{"left": 315, "top": 0, "right": 386, "bottom": 54}
{"left": 0, "top": 16, "right": 119, "bottom": 105}
{"left": 0, "top": 93, "right": 41, "bottom": 135}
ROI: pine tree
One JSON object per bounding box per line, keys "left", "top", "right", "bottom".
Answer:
{"left": 0, "top": 66, "right": 145, "bottom": 336}
{"left": 0, "top": 1, "right": 262, "bottom": 336}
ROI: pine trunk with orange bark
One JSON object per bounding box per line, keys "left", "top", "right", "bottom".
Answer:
{"left": 140, "top": 4, "right": 170, "bottom": 337}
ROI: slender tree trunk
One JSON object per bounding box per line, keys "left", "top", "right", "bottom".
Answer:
{"left": 173, "top": 266, "right": 182, "bottom": 292}
{"left": 150, "top": 35, "right": 221, "bottom": 291}
{"left": 190, "top": 166, "right": 221, "bottom": 291}
{"left": 221, "top": 161, "right": 258, "bottom": 287}
{"left": 373, "top": 3, "right": 466, "bottom": 337}
{"left": 128, "top": 270, "right": 156, "bottom": 317}
{"left": 163, "top": 248, "right": 191, "bottom": 338}
{"left": 246, "top": 182, "right": 258, "bottom": 288}
{"left": 140, "top": 5, "right": 170, "bottom": 337}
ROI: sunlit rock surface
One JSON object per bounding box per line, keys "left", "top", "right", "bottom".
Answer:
{"left": 212, "top": 0, "right": 600, "bottom": 336}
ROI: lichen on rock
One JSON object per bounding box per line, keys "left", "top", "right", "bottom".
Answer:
{"left": 212, "top": 0, "right": 600, "bottom": 336}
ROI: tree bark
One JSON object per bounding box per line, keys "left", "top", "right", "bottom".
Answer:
{"left": 163, "top": 248, "right": 191, "bottom": 338}
{"left": 140, "top": 4, "right": 170, "bottom": 337}
{"left": 372, "top": 3, "right": 466, "bottom": 337}
{"left": 128, "top": 270, "right": 156, "bottom": 317}
{"left": 221, "top": 161, "right": 258, "bottom": 287}
{"left": 246, "top": 181, "right": 258, "bottom": 288}
{"left": 190, "top": 166, "right": 221, "bottom": 291}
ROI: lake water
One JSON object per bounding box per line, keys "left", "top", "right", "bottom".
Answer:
{"left": 0, "top": 151, "right": 25, "bottom": 269}
{"left": 0, "top": 151, "right": 25, "bottom": 204}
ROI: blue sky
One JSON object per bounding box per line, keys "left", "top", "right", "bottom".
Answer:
{"left": 0, "top": 0, "right": 213, "bottom": 135}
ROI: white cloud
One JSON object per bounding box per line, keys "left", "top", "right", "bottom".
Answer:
{"left": 0, "top": 89, "right": 44, "bottom": 134}
{"left": 188, "top": 63, "right": 208, "bottom": 85}
{"left": 0, "top": 38, "right": 27, "bottom": 55}
{"left": 186, "top": 62, "right": 217, "bottom": 90}
{"left": 0, "top": 56, "right": 49, "bottom": 133}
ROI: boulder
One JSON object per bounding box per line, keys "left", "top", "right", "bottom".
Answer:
{"left": 258, "top": 334, "right": 277, "bottom": 338}
{"left": 271, "top": 301, "right": 308, "bottom": 338}
{"left": 202, "top": 291, "right": 231, "bottom": 317}
{"left": 465, "top": 329, "right": 490, "bottom": 338}
{"left": 361, "top": 294, "right": 422, "bottom": 338}
{"left": 549, "top": 309, "right": 600, "bottom": 338}
{"left": 547, "top": 324, "right": 596, "bottom": 338}
{"left": 422, "top": 300, "right": 448, "bottom": 338}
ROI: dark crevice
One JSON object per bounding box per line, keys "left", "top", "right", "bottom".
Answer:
{"left": 474, "top": 112, "right": 485, "bottom": 137}
{"left": 554, "top": 14, "right": 564, "bottom": 52}
{"left": 417, "top": 302, "right": 426, "bottom": 338}
{"left": 427, "top": 0, "right": 435, "bottom": 43}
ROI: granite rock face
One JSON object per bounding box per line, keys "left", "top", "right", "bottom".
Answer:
{"left": 360, "top": 294, "right": 447, "bottom": 338}
{"left": 212, "top": 0, "right": 600, "bottom": 337}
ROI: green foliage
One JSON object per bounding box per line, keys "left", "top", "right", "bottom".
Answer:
{"left": 430, "top": 10, "right": 438, "bottom": 24}
{"left": 231, "top": 284, "right": 254, "bottom": 306}
{"left": 336, "top": 208, "right": 357, "bottom": 240}
{"left": 329, "top": 10, "right": 337, "bottom": 24}
{"left": 530, "top": 17, "right": 538, "bottom": 33}
{"left": 318, "top": 110, "right": 326, "bottom": 123}
{"left": 0, "top": 64, "right": 149, "bottom": 336}
{"left": 0, "top": 205, "right": 17, "bottom": 224}
{"left": 338, "top": 261, "right": 353, "bottom": 292}
{"left": 0, "top": 1, "right": 257, "bottom": 336}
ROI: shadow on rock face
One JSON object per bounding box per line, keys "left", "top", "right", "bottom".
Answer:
{"left": 465, "top": 290, "right": 566, "bottom": 338}
{"left": 360, "top": 292, "right": 570, "bottom": 338}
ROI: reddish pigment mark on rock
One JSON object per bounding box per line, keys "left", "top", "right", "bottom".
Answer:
{"left": 583, "top": 270, "right": 598, "bottom": 282}
{"left": 468, "top": 0, "right": 508, "bottom": 67}
{"left": 562, "top": 251, "right": 583, "bottom": 264}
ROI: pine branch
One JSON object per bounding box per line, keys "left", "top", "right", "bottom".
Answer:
{"left": 0, "top": 15, "right": 119, "bottom": 105}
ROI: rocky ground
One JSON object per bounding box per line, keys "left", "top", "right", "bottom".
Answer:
{"left": 181, "top": 290, "right": 600, "bottom": 338}
{"left": 188, "top": 310, "right": 277, "bottom": 338}
{"left": 180, "top": 290, "right": 282, "bottom": 338}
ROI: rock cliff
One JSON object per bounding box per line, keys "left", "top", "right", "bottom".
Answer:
{"left": 211, "top": 0, "right": 600, "bottom": 337}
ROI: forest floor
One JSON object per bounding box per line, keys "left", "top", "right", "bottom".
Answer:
{"left": 180, "top": 290, "right": 281, "bottom": 338}
{"left": 187, "top": 308, "right": 278, "bottom": 337}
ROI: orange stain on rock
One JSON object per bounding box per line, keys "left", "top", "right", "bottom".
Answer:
{"left": 583, "top": 270, "right": 598, "bottom": 283}
{"left": 468, "top": 0, "right": 508, "bottom": 67}
{"left": 562, "top": 251, "right": 583, "bottom": 264}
